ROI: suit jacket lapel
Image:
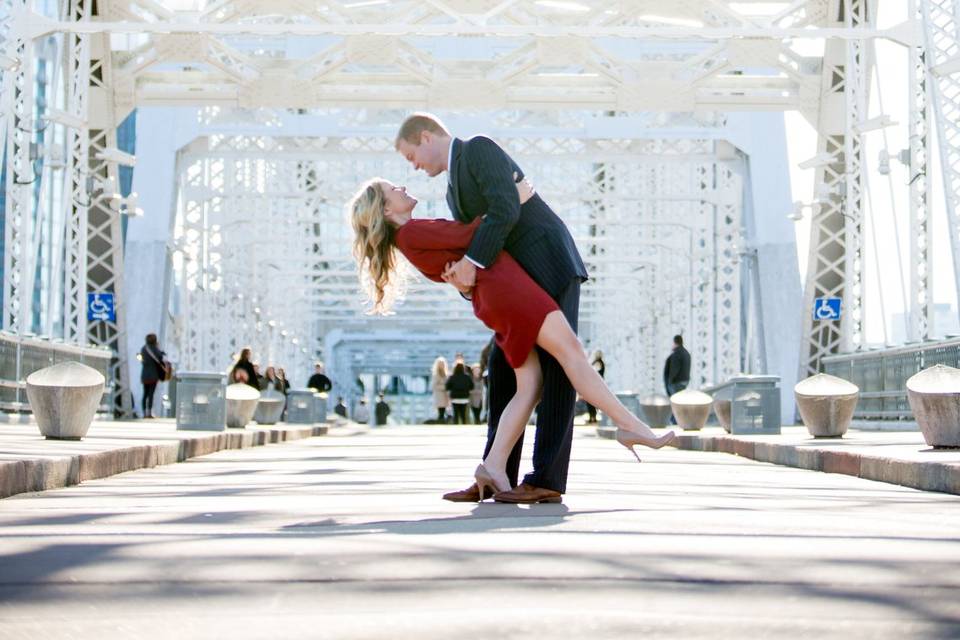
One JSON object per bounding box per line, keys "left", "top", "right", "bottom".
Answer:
{"left": 447, "top": 138, "right": 465, "bottom": 221}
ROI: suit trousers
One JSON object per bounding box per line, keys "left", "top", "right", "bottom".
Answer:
{"left": 483, "top": 277, "right": 580, "bottom": 493}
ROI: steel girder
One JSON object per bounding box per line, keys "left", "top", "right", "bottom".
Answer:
{"left": 5, "top": 0, "right": 816, "bottom": 404}
{"left": 62, "top": 0, "right": 92, "bottom": 346}
{"left": 922, "top": 0, "right": 960, "bottom": 326}
{"left": 799, "top": 0, "right": 874, "bottom": 379}
{"left": 83, "top": 20, "right": 132, "bottom": 414}
{"left": 909, "top": 0, "right": 933, "bottom": 341}
{"left": 162, "top": 130, "right": 743, "bottom": 395}
{"left": 15, "top": 1, "right": 881, "bottom": 115}
{"left": 1, "top": 1, "right": 132, "bottom": 414}
{"left": 2, "top": 0, "right": 34, "bottom": 336}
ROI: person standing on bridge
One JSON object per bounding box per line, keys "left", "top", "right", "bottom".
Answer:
{"left": 349, "top": 176, "right": 676, "bottom": 503}
{"left": 392, "top": 112, "right": 589, "bottom": 505}
{"left": 664, "top": 335, "right": 691, "bottom": 397}
{"left": 139, "top": 333, "right": 168, "bottom": 419}
{"left": 307, "top": 362, "right": 332, "bottom": 393}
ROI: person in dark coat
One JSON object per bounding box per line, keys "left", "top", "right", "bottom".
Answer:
{"left": 139, "top": 333, "right": 167, "bottom": 418}
{"left": 664, "top": 335, "right": 691, "bottom": 396}
{"left": 585, "top": 349, "right": 606, "bottom": 423}
{"left": 445, "top": 362, "right": 475, "bottom": 425}
{"left": 375, "top": 393, "right": 391, "bottom": 426}
{"left": 252, "top": 364, "right": 266, "bottom": 390}
{"left": 334, "top": 396, "right": 348, "bottom": 418}
{"left": 231, "top": 348, "right": 259, "bottom": 390}
{"left": 307, "top": 362, "right": 332, "bottom": 392}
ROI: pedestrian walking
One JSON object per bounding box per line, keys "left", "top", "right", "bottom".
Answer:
{"left": 375, "top": 393, "right": 391, "bottom": 426}
{"left": 446, "top": 362, "right": 474, "bottom": 424}
{"left": 139, "top": 333, "right": 169, "bottom": 419}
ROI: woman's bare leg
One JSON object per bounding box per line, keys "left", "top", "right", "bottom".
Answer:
{"left": 481, "top": 350, "right": 542, "bottom": 491}
{"left": 536, "top": 310, "right": 667, "bottom": 441}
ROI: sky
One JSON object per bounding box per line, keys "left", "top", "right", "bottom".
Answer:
{"left": 786, "top": 2, "right": 954, "bottom": 345}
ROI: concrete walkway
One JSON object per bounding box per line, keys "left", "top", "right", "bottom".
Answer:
{"left": 0, "top": 424, "right": 958, "bottom": 638}
{"left": 606, "top": 425, "right": 960, "bottom": 496}
{"left": 0, "top": 417, "right": 328, "bottom": 499}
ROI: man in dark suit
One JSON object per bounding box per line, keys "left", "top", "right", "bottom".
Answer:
{"left": 307, "top": 362, "right": 333, "bottom": 393}
{"left": 664, "top": 335, "right": 692, "bottom": 396}
{"left": 396, "top": 113, "right": 588, "bottom": 504}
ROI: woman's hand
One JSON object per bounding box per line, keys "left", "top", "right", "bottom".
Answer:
{"left": 442, "top": 261, "right": 474, "bottom": 298}
{"left": 513, "top": 171, "right": 536, "bottom": 204}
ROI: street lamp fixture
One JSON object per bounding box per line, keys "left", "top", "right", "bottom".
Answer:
{"left": 788, "top": 201, "right": 822, "bottom": 222}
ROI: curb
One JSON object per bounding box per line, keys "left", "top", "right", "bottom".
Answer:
{"left": 597, "top": 426, "right": 960, "bottom": 496}
{"left": 0, "top": 424, "right": 329, "bottom": 500}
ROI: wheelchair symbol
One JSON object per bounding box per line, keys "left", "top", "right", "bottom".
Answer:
{"left": 90, "top": 296, "right": 109, "bottom": 318}
{"left": 87, "top": 292, "right": 115, "bottom": 322}
{"left": 814, "top": 297, "right": 841, "bottom": 321}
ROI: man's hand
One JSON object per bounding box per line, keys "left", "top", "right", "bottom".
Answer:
{"left": 442, "top": 258, "right": 477, "bottom": 292}
{"left": 514, "top": 171, "right": 536, "bottom": 204}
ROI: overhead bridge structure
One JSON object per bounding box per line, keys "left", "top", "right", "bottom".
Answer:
{"left": 1, "top": 1, "right": 958, "bottom": 417}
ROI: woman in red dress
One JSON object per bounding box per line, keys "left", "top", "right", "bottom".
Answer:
{"left": 349, "top": 178, "right": 676, "bottom": 499}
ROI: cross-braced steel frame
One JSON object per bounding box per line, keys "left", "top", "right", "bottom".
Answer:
{"left": 163, "top": 130, "right": 744, "bottom": 395}
{"left": 799, "top": 0, "right": 874, "bottom": 379}
{"left": 5, "top": 0, "right": 958, "bottom": 410}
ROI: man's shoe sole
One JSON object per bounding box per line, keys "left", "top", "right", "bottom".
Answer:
{"left": 493, "top": 496, "right": 562, "bottom": 504}
{"left": 442, "top": 489, "right": 495, "bottom": 503}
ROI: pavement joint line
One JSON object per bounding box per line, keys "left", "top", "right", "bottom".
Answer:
{"left": 598, "top": 426, "right": 960, "bottom": 496}
{"left": 3, "top": 577, "right": 955, "bottom": 588}
{"left": 0, "top": 421, "right": 332, "bottom": 500}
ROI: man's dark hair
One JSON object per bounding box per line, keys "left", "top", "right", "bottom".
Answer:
{"left": 146, "top": 333, "right": 157, "bottom": 345}
{"left": 673, "top": 335, "right": 684, "bottom": 346}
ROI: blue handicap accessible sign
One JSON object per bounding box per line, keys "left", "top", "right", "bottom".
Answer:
{"left": 87, "top": 292, "right": 116, "bottom": 322}
{"left": 813, "top": 297, "right": 841, "bottom": 321}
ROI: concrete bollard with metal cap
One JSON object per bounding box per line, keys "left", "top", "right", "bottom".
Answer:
{"left": 907, "top": 364, "right": 960, "bottom": 448}
{"left": 794, "top": 373, "right": 859, "bottom": 438}
{"left": 25, "top": 361, "right": 105, "bottom": 440}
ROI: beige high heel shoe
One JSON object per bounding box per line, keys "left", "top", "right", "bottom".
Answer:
{"left": 616, "top": 429, "right": 677, "bottom": 463}
{"left": 474, "top": 463, "right": 510, "bottom": 500}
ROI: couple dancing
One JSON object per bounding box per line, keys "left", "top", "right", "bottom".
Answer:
{"left": 350, "top": 113, "right": 676, "bottom": 504}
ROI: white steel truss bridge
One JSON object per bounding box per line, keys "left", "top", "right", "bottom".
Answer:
{"left": 1, "top": 1, "right": 958, "bottom": 417}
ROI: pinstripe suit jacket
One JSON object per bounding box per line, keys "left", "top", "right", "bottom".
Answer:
{"left": 446, "top": 136, "right": 588, "bottom": 299}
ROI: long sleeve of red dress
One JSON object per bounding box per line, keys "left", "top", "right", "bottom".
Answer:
{"left": 394, "top": 218, "right": 481, "bottom": 282}
{"left": 393, "top": 217, "right": 557, "bottom": 369}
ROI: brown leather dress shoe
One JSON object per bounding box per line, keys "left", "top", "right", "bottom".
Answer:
{"left": 493, "top": 482, "right": 562, "bottom": 504}
{"left": 442, "top": 482, "right": 495, "bottom": 502}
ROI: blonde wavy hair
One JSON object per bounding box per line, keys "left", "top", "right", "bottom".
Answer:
{"left": 431, "top": 356, "right": 448, "bottom": 381}
{"left": 349, "top": 178, "right": 407, "bottom": 314}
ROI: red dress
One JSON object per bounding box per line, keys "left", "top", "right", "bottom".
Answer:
{"left": 395, "top": 218, "right": 559, "bottom": 368}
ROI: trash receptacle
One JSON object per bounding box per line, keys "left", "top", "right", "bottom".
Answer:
{"left": 286, "top": 389, "right": 315, "bottom": 424}
{"left": 721, "top": 375, "right": 781, "bottom": 435}
{"left": 313, "top": 392, "right": 328, "bottom": 423}
{"left": 175, "top": 371, "right": 226, "bottom": 431}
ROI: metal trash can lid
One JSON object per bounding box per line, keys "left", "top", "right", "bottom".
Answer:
{"left": 175, "top": 371, "right": 227, "bottom": 381}
{"left": 727, "top": 375, "right": 780, "bottom": 384}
